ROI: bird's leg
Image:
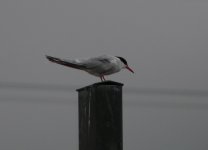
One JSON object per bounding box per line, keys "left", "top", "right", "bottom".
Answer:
{"left": 103, "top": 76, "right": 106, "bottom": 81}
{"left": 100, "top": 76, "right": 103, "bottom": 82}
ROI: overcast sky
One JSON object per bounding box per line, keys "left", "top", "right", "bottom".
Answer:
{"left": 0, "top": 0, "right": 208, "bottom": 90}
{"left": 0, "top": 1, "right": 208, "bottom": 150}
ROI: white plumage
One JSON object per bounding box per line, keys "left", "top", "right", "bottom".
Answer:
{"left": 46, "top": 54, "right": 134, "bottom": 81}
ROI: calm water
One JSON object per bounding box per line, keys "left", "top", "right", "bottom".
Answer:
{"left": 0, "top": 89, "right": 208, "bottom": 150}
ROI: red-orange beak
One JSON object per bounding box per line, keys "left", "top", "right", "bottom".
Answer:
{"left": 126, "top": 66, "right": 134, "bottom": 73}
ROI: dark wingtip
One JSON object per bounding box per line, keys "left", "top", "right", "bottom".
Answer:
{"left": 45, "top": 55, "right": 52, "bottom": 61}
{"left": 45, "top": 55, "right": 60, "bottom": 62}
{"left": 45, "top": 55, "right": 50, "bottom": 59}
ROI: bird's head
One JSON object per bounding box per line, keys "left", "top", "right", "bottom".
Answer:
{"left": 116, "top": 56, "right": 134, "bottom": 73}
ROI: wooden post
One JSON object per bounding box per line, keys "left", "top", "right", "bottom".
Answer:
{"left": 76, "top": 81, "right": 123, "bottom": 150}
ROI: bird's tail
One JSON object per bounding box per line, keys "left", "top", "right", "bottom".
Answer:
{"left": 45, "top": 55, "right": 86, "bottom": 70}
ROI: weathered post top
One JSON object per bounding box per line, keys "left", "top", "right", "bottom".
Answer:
{"left": 76, "top": 80, "right": 124, "bottom": 150}
{"left": 76, "top": 80, "right": 123, "bottom": 92}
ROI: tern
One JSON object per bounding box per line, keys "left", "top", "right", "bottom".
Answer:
{"left": 46, "top": 54, "right": 134, "bottom": 81}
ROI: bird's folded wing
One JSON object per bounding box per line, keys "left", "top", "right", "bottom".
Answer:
{"left": 46, "top": 55, "right": 87, "bottom": 70}
{"left": 81, "top": 56, "right": 115, "bottom": 75}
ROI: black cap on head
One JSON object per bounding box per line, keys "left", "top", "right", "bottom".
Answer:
{"left": 116, "top": 56, "right": 128, "bottom": 65}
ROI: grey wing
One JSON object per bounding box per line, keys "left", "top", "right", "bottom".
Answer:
{"left": 83, "top": 55, "right": 112, "bottom": 68}
{"left": 46, "top": 55, "right": 87, "bottom": 70}
{"left": 82, "top": 55, "right": 115, "bottom": 74}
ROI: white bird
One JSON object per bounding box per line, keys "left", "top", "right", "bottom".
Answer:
{"left": 46, "top": 54, "right": 134, "bottom": 81}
